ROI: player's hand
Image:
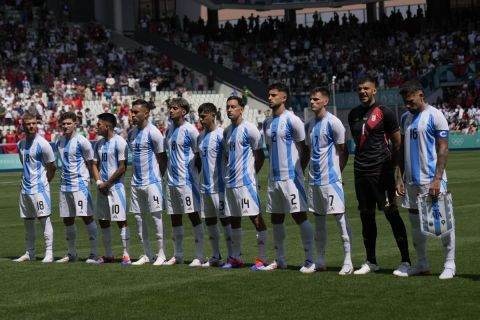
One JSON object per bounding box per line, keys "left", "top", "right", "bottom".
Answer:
{"left": 98, "top": 182, "right": 110, "bottom": 195}
{"left": 396, "top": 179, "right": 405, "bottom": 196}
{"left": 428, "top": 178, "right": 441, "bottom": 198}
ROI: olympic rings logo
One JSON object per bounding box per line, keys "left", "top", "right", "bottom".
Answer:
{"left": 450, "top": 137, "right": 464, "bottom": 146}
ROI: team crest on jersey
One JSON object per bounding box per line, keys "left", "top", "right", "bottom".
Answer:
{"left": 371, "top": 115, "right": 376, "bottom": 122}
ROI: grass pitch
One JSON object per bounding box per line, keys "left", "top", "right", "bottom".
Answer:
{"left": 0, "top": 151, "right": 479, "bottom": 319}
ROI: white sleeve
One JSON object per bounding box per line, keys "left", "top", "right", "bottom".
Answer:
{"left": 92, "top": 141, "right": 100, "bottom": 162}
{"left": 151, "top": 128, "right": 165, "bottom": 154}
{"left": 117, "top": 137, "right": 128, "bottom": 161}
{"left": 80, "top": 137, "right": 94, "bottom": 161}
{"left": 189, "top": 126, "right": 200, "bottom": 153}
{"left": 42, "top": 140, "right": 55, "bottom": 163}
{"left": 434, "top": 110, "right": 449, "bottom": 132}
{"left": 291, "top": 115, "right": 306, "bottom": 142}
{"left": 249, "top": 124, "right": 262, "bottom": 150}
{"left": 331, "top": 118, "right": 345, "bottom": 145}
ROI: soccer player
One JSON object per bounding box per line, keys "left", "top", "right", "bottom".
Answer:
{"left": 91, "top": 113, "right": 131, "bottom": 264}
{"left": 127, "top": 99, "right": 167, "bottom": 266}
{"left": 197, "top": 102, "right": 233, "bottom": 267}
{"left": 347, "top": 77, "right": 411, "bottom": 275}
{"left": 14, "top": 113, "right": 56, "bottom": 263}
{"left": 222, "top": 96, "right": 268, "bottom": 269}
{"left": 305, "top": 87, "right": 353, "bottom": 275}
{"left": 396, "top": 80, "right": 456, "bottom": 279}
{"left": 163, "top": 97, "right": 204, "bottom": 266}
{"left": 261, "top": 83, "right": 314, "bottom": 273}
{"left": 56, "top": 111, "right": 98, "bottom": 263}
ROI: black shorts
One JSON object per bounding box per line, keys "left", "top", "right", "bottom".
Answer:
{"left": 354, "top": 169, "right": 397, "bottom": 212}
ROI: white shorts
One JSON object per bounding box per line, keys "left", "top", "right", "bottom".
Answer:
{"left": 225, "top": 184, "right": 260, "bottom": 217}
{"left": 201, "top": 192, "right": 229, "bottom": 219}
{"left": 130, "top": 182, "right": 164, "bottom": 214}
{"left": 59, "top": 189, "right": 94, "bottom": 217}
{"left": 402, "top": 180, "right": 447, "bottom": 210}
{"left": 166, "top": 184, "right": 200, "bottom": 214}
{"left": 266, "top": 179, "right": 307, "bottom": 214}
{"left": 96, "top": 184, "right": 127, "bottom": 221}
{"left": 308, "top": 181, "right": 346, "bottom": 215}
{"left": 19, "top": 191, "right": 52, "bottom": 218}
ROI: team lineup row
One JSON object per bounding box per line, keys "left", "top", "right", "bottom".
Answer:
{"left": 13, "top": 78, "right": 456, "bottom": 279}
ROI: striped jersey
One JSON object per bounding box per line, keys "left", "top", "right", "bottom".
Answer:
{"left": 56, "top": 133, "right": 94, "bottom": 192}
{"left": 400, "top": 105, "right": 448, "bottom": 185}
{"left": 127, "top": 123, "right": 164, "bottom": 187}
{"left": 93, "top": 134, "right": 128, "bottom": 185}
{"left": 263, "top": 110, "right": 305, "bottom": 181}
{"left": 223, "top": 120, "right": 262, "bottom": 188}
{"left": 198, "top": 127, "right": 225, "bottom": 194}
{"left": 18, "top": 135, "right": 55, "bottom": 194}
{"left": 305, "top": 112, "right": 345, "bottom": 186}
{"left": 165, "top": 121, "right": 200, "bottom": 187}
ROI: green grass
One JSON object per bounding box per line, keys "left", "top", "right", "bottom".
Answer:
{"left": 0, "top": 151, "right": 479, "bottom": 319}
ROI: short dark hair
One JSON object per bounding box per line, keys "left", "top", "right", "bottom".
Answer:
{"left": 22, "top": 112, "right": 37, "bottom": 123}
{"left": 132, "top": 99, "right": 155, "bottom": 110}
{"left": 97, "top": 112, "right": 117, "bottom": 128}
{"left": 358, "top": 76, "right": 377, "bottom": 87}
{"left": 226, "top": 96, "right": 244, "bottom": 107}
{"left": 198, "top": 102, "right": 217, "bottom": 114}
{"left": 268, "top": 83, "right": 289, "bottom": 98}
{"left": 399, "top": 80, "right": 424, "bottom": 97}
{"left": 60, "top": 111, "right": 77, "bottom": 123}
{"left": 169, "top": 97, "right": 190, "bottom": 114}
{"left": 310, "top": 87, "right": 330, "bottom": 98}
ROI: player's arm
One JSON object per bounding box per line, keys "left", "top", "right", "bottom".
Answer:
{"left": 46, "top": 161, "right": 56, "bottom": 182}
{"left": 297, "top": 140, "right": 310, "bottom": 172}
{"left": 337, "top": 143, "right": 349, "bottom": 172}
{"left": 430, "top": 137, "right": 448, "bottom": 197}
{"left": 102, "top": 160, "right": 126, "bottom": 188}
{"left": 254, "top": 148, "right": 265, "bottom": 174}
{"left": 157, "top": 152, "right": 168, "bottom": 177}
{"left": 395, "top": 134, "right": 406, "bottom": 196}
{"left": 194, "top": 152, "right": 201, "bottom": 173}
{"left": 389, "top": 130, "right": 401, "bottom": 168}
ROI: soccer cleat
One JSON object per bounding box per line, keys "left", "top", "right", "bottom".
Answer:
{"left": 405, "top": 264, "right": 431, "bottom": 277}
{"left": 56, "top": 253, "right": 77, "bottom": 263}
{"left": 94, "top": 256, "right": 115, "bottom": 264}
{"left": 163, "top": 256, "right": 184, "bottom": 266}
{"left": 41, "top": 255, "right": 54, "bottom": 264}
{"left": 299, "top": 260, "right": 316, "bottom": 274}
{"left": 121, "top": 256, "right": 132, "bottom": 265}
{"left": 261, "top": 260, "right": 287, "bottom": 271}
{"left": 338, "top": 264, "right": 354, "bottom": 275}
{"left": 250, "top": 259, "right": 268, "bottom": 271}
{"left": 353, "top": 261, "right": 380, "bottom": 275}
{"left": 85, "top": 254, "right": 98, "bottom": 264}
{"left": 132, "top": 255, "right": 150, "bottom": 265}
{"left": 439, "top": 267, "right": 456, "bottom": 280}
{"left": 222, "top": 257, "right": 244, "bottom": 269}
{"left": 189, "top": 258, "right": 204, "bottom": 267}
{"left": 315, "top": 264, "right": 327, "bottom": 272}
{"left": 393, "top": 262, "right": 411, "bottom": 277}
{"left": 152, "top": 255, "right": 167, "bottom": 266}
{"left": 13, "top": 252, "right": 34, "bottom": 262}
{"left": 202, "top": 256, "right": 224, "bottom": 267}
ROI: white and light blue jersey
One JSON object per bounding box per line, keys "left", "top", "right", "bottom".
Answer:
{"left": 263, "top": 110, "right": 305, "bottom": 181}
{"left": 18, "top": 135, "right": 55, "bottom": 195}
{"left": 198, "top": 127, "right": 225, "bottom": 194}
{"left": 223, "top": 120, "right": 262, "bottom": 188}
{"left": 305, "top": 112, "right": 345, "bottom": 186}
{"left": 93, "top": 134, "right": 128, "bottom": 185}
{"left": 127, "top": 123, "right": 164, "bottom": 187}
{"left": 56, "top": 133, "right": 93, "bottom": 192}
{"left": 165, "top": 121, "right": 200, "bottom": 187}
{"left": 400, "top": 105, "right": 448, "bottom": 185}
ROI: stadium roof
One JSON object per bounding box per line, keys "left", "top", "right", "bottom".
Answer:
{"left": 195, "top": 0, "right": 378, "bottom": 10}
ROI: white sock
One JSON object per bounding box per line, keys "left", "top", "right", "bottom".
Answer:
{"left": 65, "top": 224, "right": 77, "bottom": 256}
{"left": 409, "top": 213, "right": 428, "bottom": 267}
{"left": 257, "top": 230, "right": 268, "bottom": 263}
{"left": 314, "top": 215, "right": 327, "bottom": 266}
{"left": 207, "top": 224, "right": 221, "bottom": 258}
{"left": 335, "top": 214, "right": 352, "bottom": 266}
{"left": 101, "top": 226, "right": 113, "bottom": 257}
{"left": 231, "top": 227, "right": 242, "bottom": 260}
{"left": 134, "top": 214, "right": 152, "bottom": 259}
{"left": 272, "top": 223, "right": 286, "bottom": 263}
{"left": 442, "top": 230, "right": 456, "bottom": 269}
{"left": 120, "top": 226, "right": 130, "bottom": 257}
{"left": 299, "top": 220, "right": 314, "bottom": 263}
{"left": 24, "top": 219, "right": 35, "bottom": 257}
{"left": 193, "top": 223, "right": 204, "bottom": 260}
{"left": 223, "top": 224, "right": 233, "bottom": 258}
{"left": 152, "top": 212, "right": 165, "bottom": 260}
{"left": 172, "top": 225, "right": 184, "bottom": 260}
{"left": 39, "top": 216, "right": 53, "bottom": 257}
{"left": 86, "top": 221, "right": 98, "bottom": 257}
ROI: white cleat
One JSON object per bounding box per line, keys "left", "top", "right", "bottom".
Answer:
{"left": 393, "top": 262, "right": 411, "bottom": 277}
{"left": 56, "top": 253, "right": 77, "bottom": 263}
{"left": 261, "top": 260, "right": 287, "bottom": 271}
{"left": 189, "top": 258, "right": 204, "bottom": 267}
{"left": 85, "top": 254, "right": 98, "bottom": 264}
{"left": 132, "top": 255, "right": 150, "bottom": 265}
{"left": 439, "top": 267, "right": 456, "bottom": 280}
{"left": 41, "top": 255, "right": 54, "bottom": 264}
{"left": 152, "top": 256, "right": 166, "bottom": 266}
{"left": 13, "top": 252, "right": 34, "bottom": 262}
{"left": 354, "top": 261, "right": 380, "bottom": 275}
{"left": 338, "top": 264, "right": 354, "bottom": 275}
{"left": 299, "top": 260, "right": 316, "bottom": 274}
{"left": 163, "top": 256, "right": 184, "bottom": 266}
